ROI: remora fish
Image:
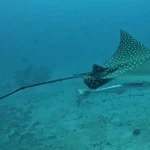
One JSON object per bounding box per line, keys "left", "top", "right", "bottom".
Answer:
{"left": 84, "top": 30, "right": 150, "bottom": 89}
{"left": 78, "top": 82, "right": 150, "bottom": 96}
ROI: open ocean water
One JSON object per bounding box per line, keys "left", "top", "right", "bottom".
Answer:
{"left": 0, "top": 0, "right": 150, "bottom": 149}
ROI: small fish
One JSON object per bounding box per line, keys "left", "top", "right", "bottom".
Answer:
{"left": 78, "top": 82, "right": 150, "bottom": 96}
{"left": 84, "top": 30, "right": 150, "bottom": 89}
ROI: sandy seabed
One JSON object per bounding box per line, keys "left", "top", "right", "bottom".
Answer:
{"left": 0, "top": 79, "right": 150, "bottom": 150}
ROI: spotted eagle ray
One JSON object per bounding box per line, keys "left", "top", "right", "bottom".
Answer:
{"left": 84, "top": 30, "right": 150, "bottom": 89}
{"left": 0, "top": 30, "right": 150, "bottom": 100}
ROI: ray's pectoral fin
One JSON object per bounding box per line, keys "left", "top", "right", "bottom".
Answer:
{"left": 83, "top": 64, "right": 109, "bottom": 89}
{"left": 84, "top": 64, "right": 116, "bottom": 89}
{"left": 84, "top": 76, "right": 111, "bottom": 89}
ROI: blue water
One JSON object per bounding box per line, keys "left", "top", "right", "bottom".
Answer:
{"left": 0, "top": 0, "right": 150, "bottom": 149}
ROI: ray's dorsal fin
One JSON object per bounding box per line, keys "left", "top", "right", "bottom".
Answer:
{"left": 83, "top": 64, "right": 115, "bottom": 89}
{"left": 84, "top": 76, "right": 111, "bottom": 89}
